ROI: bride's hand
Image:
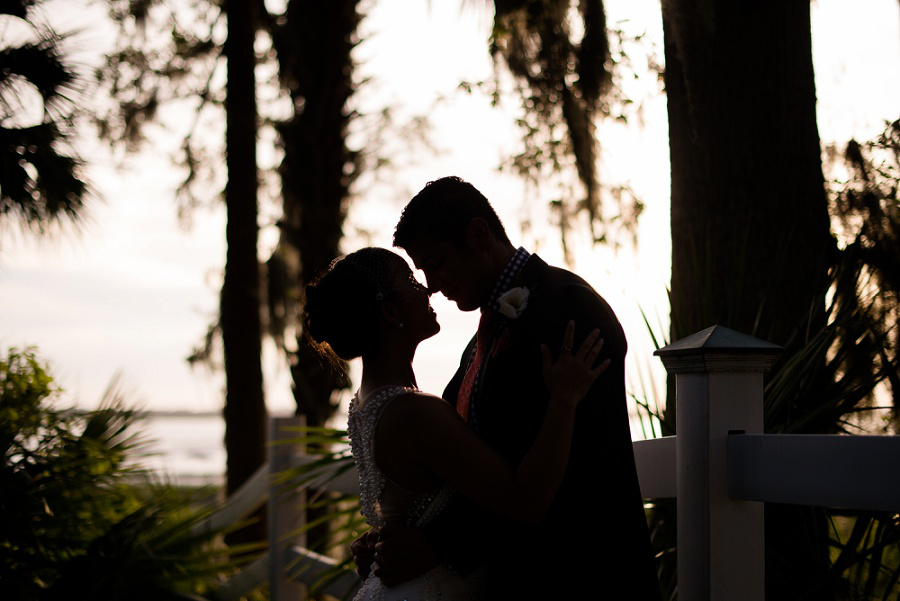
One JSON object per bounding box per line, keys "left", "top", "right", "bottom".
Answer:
{"left": 541, "top": 320, "right": 609, "bottom": 408}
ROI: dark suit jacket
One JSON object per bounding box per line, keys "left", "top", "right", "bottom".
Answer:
{"left": 426, "top": 254, "right": 661, "bottom": 599}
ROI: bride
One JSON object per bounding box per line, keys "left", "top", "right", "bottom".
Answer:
{"left": 303, "top": 247, "right": 607, "bottom": 601}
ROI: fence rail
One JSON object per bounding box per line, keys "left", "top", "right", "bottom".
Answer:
{"left": 727, "top": 433, "right": 900, "bottom": 511}
{"left": 203, "top": 325, "right": 899, "bottom": 601}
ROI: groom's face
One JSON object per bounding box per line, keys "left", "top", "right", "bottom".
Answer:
{"left": 406, "top": 237, "right": 491, "bottom": 313}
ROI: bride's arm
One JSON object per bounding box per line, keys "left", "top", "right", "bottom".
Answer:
{"left": 377, "top": 322, "right": 607, "bottom": 523}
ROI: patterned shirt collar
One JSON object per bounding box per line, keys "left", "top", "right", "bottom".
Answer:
{"left": 485, "top": 247, "right": 530, "bottom": 313}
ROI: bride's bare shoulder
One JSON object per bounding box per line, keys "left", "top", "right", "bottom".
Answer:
{"left": 386, "top": 390, "right": 450, "bottom": 409}
{"left": 379, "top": 390, "right": 455, "bottom": 424}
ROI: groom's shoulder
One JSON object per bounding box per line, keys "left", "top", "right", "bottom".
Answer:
{"left": 528, "top": 254, "right": 593, "bottom": 287}
{"left": 526, "top": 256, "right": 626, "bottom": 345}
{"left": 543, "top": 262, "right": 591, "bottom": 290}
{"left": 530, "top": 257, "right": 616, "bottom": 314}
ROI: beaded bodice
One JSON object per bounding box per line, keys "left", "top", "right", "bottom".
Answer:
{"left": 348, "top": 385, "right": 453, "bottom": 530}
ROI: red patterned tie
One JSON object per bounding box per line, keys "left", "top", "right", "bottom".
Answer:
{"left": 457, "top": 309, "right": 492, "bottom": 423}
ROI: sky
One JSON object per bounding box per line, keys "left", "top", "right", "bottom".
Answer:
{"left": 1, "top": 0, "right": 898, "bottom": 428}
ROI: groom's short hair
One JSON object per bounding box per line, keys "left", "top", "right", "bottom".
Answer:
{"left": 393, "top": 176, "right": 511, "bottom": 249}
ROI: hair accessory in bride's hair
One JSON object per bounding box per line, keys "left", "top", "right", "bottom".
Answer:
{"left": 342, "top": 247, "right": 424, "bottom": 302}
{"left": 342, "top": 248, "right": 402, "bottom": 301}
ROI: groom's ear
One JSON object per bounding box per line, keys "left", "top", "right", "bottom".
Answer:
{"left": 465, "top": 218, "right": 493, "bottom": 253}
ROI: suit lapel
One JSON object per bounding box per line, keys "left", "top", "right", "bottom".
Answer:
{"left": 469, "top": 255, "right": 550, "bottom": 429}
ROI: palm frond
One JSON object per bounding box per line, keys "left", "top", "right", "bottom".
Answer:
{"left": 0, "top": 0, "right": 91, "bottom": 237}
{"left": 1, "top": 347, "right": 250, "bottom": 599}
{"left": 268, "top": 423, "right": 364, "bottom": 597}
{"left": 0, "top": 38, "right": 77, "bottom": 113}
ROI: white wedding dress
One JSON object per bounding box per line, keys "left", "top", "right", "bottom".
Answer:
{"left": 348, "top": 385, "right": 483, "bottom": 601}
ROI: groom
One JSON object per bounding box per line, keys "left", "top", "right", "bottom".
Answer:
{"left": 355, "top": 176, "right": 661, "bottom": 599}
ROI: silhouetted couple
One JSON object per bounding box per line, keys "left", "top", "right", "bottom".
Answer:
{"left": 304, "top": 177, "right": 661, "bottom": 600}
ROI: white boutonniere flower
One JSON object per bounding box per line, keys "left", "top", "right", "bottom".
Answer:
{"left": 498, "top": 287, "right": 530, "bottom": 319}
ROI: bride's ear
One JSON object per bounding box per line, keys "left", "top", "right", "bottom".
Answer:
{"left": 378, "top": 300, "right": 404, "bottom": 330}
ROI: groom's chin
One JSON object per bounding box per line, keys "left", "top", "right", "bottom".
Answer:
{"left": 453, "top": 300, "right": 480, "bottom": 312}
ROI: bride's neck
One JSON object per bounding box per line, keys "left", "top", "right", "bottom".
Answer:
{"left": 359, "top": 345, "right": 417, "bottom": 397}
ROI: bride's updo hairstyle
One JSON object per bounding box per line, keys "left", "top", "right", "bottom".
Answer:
{"left": 304, "top": 248, "right": 413, "bottom": 360}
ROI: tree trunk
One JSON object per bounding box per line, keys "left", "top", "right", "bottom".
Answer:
{"left": 665, "top": 1, "right": 832, "bottom": 350}
{"left": 221, "top": 0, "right": 266, "bottom": 547}
{"left": 274, "top": 0, "right": 358, "bottom": 428}
{"left": 269, "top": 0, "right": 360, "bottom": 552}
{"left": 662, "top": 1, "right": 835, "bottom": 598}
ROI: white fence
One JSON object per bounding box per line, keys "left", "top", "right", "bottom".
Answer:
{"left": 200, "top": 325, "right": 900, "bottom": 601}
{"left": 195, "top": 417, "right": 361, "bottom": 601}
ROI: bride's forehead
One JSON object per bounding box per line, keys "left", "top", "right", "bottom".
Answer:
{"left": 392, "top": 264, "right": 419, "bottom": 285}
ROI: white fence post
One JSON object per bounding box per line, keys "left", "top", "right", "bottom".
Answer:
{"left": 269, "top": 415, "right": 306, "bottom": 601}
{"left": 655, "top": 326, "right": 781, "bottom": 601}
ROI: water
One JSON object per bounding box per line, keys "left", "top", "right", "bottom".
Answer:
{"left": 136, "top": 412, "right": 226, "bottom": 486}
{"left": 132, "top": 397, "right": 657, "bottom": 490}
{"left": 133, "top": 410, "right": 352, "bottom": 488}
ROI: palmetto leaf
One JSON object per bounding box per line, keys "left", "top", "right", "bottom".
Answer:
{"left": 0, "top": 40, "right": 76, "bottom": 111}
{"left": 0, "top": 1, "right": 38, "bottom": 20}
{"left": 1, "top": 348, "right": 247, "bottom": 600}
{"left": 41, "top": 503, "right": 232, "bottom": 601}
{"left": 638, "top": 154, "right": 900, "bottom": 597}
{"left": 0, "top": 0, "right": 90, "bottom": 236}
{"left": 0, "top": 122, "right": 88, "bottom": 228}
{"left": 270, "top": 424, "right": 364, "bottom": 598}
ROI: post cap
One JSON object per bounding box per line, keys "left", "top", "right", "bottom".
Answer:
{"left": 654, "top": 325, "right": 782, "bottom": 373}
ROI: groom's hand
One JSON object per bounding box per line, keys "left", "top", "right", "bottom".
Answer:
{"left": 373, "top": 522, "right": 439, "bottom": 587}
{"left": 350, "top": 529, "right": 379, "bottom": 578}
